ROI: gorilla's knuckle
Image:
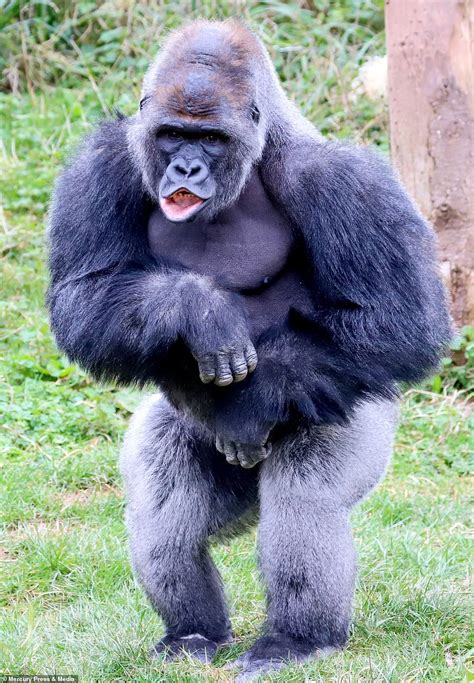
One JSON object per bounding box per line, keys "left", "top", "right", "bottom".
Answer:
{"left": 214, "top": 376, "right": 233, "bottom": 387}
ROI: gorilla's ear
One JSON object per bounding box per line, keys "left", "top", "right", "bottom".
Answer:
{"left": 250, "top": 103, "right": 260, "bottom": 124}
{"left": 139, "top": 95, "right": 151, "bottom": 111}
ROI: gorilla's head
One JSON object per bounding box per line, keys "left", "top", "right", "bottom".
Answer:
{"left": 128, "top": 20, "right": 270, "bottom": 223}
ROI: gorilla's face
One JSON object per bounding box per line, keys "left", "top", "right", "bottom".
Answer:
{"left": 131, "top": 98, "right": 262, "bottom": 223}
{"left": 155, "top": 122, "right": 232, "bottom": 223}
{"left": 128, "top": 48, "right": 265, "bottom": 223}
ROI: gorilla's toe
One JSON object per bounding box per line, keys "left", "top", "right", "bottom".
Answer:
{"left": 228, "top": 633, "right": 340, "bottom": 681}
{"left": 149, "top": 633, "right": 219, "bottom": 663}
{"left": 235, "top": 660, "right": 285, "bottom": 682}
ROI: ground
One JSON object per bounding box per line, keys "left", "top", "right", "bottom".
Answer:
{"left": 0, "top": 4, "right": 472, "bottom": 681}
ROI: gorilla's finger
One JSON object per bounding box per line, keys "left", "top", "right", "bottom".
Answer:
{"left": 230, "top": 351, "right": 248, "bottom": 382}
{"left": 237, "top": 443, "right": 271, "bottom": 469}
{"left": 238, "top": 448, "right": 264, "bottom": 468}
{"left": 214, "top": 352, "right": 233, "bottom": 386}
{"left": 238, "top": 456, "right": 257, "bottom": 469}
{"left": 216, "top": 436, "right": 240, "bottom": 464}
{"left": 197, "top": 354, "right": 216, "bottom": 384}
{"left": 244, "top": 344, "right": 258, "bottom": 373}
{"left": 223, "top": 441, "right": 239, "bottom": 465}
{"left": 215, "top": 435, "right": 225, "bottom": 454}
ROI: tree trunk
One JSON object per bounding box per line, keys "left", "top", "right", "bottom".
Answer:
{"left": 385, "top": 0, "right": 473, "bottom": 327}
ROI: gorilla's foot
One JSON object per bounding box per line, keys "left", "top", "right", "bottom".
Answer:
{"left": 228, "top": 633, "right": 339, "bottom": 681}
{"left": 150, "top": 632, "right": 232, "bottom": 663}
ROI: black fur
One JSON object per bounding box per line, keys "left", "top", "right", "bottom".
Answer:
{"left": 48, "top": 120, "right": 450, "bottom": 432}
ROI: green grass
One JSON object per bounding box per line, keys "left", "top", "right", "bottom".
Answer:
{"left": 1, "top": 2, "right": 473, "bottom": 681}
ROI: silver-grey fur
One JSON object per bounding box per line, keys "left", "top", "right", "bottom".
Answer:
{"left": 120, "top": 395, "right": 398, "bottom": 677}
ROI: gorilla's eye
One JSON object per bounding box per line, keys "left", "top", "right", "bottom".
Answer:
{"left": 205, "top": 134, "right": 220, "bottom": 143}
{"left": 166, "top": 130, "right": 182, "bottom": 141}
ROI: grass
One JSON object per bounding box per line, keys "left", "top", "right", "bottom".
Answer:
{"left": 0, "top": 1, "right": 473, "bottom": 681}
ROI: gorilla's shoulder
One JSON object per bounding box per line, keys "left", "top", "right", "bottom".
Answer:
{"left": 266, "top": 134, "right": 430, "bottom": 241}
{"left": 64, "top": 116, "right": 133, "bottom": 171}
{"left": 276, "top": 136, "right": 395, "bottom": 193}
{"left": 55, "top": 115, "right": 143, "bottom": 206}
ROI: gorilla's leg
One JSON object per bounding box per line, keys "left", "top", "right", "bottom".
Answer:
{"left": 233, "top": 399, "right": 398, "bottom": 680}
{"left": 120, "top": 395, "right": 258, "bottom": 663}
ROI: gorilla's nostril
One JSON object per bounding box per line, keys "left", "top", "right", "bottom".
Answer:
{"left": 188, "top": 164, "right": 202, "bottom": 178}
{"left": 174, "top": 164, "right": 188, "bottom": 176}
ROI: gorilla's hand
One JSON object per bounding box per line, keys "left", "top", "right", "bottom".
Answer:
{"left": 184, "top": 283, "right": 257, "bottom": 386}
{"left": 194, "top": 344, "right": 258, "bottom": 387}
{"left": 216, "top": 435, "right": 272, "bottom": 469}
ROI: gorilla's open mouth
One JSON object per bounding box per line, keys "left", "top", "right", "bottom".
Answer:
{"left": 160, "top": 189, "right": 205, "bottom": 222}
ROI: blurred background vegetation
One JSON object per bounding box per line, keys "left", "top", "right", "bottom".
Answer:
{"left": 0, "top": 2, "right": 472, "bottom": 681}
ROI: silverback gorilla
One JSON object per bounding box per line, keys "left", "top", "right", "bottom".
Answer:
{"left": 48, "top": 19, "right": 451, "bottom": 681}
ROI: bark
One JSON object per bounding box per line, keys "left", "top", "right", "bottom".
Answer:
{"left": 386, "top": 0, "right": 474, "bottom": 326}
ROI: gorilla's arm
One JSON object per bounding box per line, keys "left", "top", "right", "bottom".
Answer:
{"left": 287, "top": 141, "right": 452, "bottom": 382}
{"left": 214, "top": 323, "right": 389, "bottom": 464}
{"left": 215, "top": 142, "right": 452, "bottom": 458}
{"left": 47, "top": 120, "right": 256, "bottom": 386}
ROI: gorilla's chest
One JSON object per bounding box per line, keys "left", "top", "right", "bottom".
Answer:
{"left": 147, "top": 176, "right": 293, "bottom": 291}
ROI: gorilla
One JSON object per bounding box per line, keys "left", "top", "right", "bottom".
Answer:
{"left": 47, "top": 19, "right": 451, "bottom": 680}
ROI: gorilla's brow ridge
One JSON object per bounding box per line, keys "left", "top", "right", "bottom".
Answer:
{"left": 187, "top": 53, "right": 220, "bottom": 68}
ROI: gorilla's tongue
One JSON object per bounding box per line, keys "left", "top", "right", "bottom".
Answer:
{"left": 160, "top": 190, "right": 203, "bottom": 221}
